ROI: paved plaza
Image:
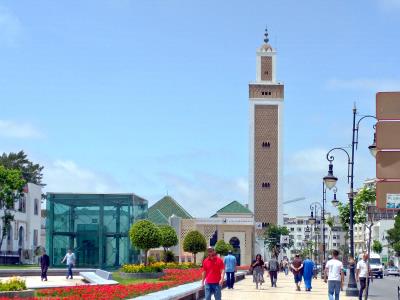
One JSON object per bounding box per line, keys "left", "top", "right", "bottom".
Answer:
{"left": 1, "top": 275, "right": 86, "bottom": 289}
{"left": 222, "top": 273, "right": 355, "bottom": 300}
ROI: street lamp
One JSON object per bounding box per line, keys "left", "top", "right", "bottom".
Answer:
{"left": 331, "top": 187, "right": 339, "bottom": 207}
{"left": 309, "top": 202, "right": 322, "bottom": 264}
{"left": 323, "top": 162, "right": 338, "bottom": 189}
{"left": 322, "top": 104, "right": 376, "bottom": 297}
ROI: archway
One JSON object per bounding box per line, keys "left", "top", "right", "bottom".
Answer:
{"left": 229, "top": 237, "right": 241, "bottom": 265}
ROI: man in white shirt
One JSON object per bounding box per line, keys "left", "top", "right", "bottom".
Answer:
{"left": 324, "top": 249, "right": 344, "bottom": 300}
{"left": 61, "top": 249, "right": 76, "bottom": 279}
{"left": 356, "top": 253, "right": 371, "bottom": 300}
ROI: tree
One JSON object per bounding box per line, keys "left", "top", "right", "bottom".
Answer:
{"left": 264, "top": 225, "right": 293, "bottom": 258}
{"left": 129, "top": 220, "right": 161, "bottom": 265}
{"left": 387, "top": 212, "right": 400, "bottom": 256}
{"left": 0, "top": 151, "right": 44, "bottom": 185}
{"left": 215, "top": 240, "right": 233, "bottom": 256}
{"left": 0, "top": 165, "right": 26, "bottom": 250}
{"left": 159, "top": 225, "right": 178, "bottom": 261}
{"left": 183, "top": 230, "right": 207, "bottom": 264}
{"left": 372, "top": 240, "right": 383, "bottom": 255}
{"left": 337, "top": 187, "right": 376, "bottom": 232}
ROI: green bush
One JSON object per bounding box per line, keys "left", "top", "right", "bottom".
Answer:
{"left": 183, "top": 230, "right": 207, "bottom": 264}
{"left": 120, "top": 262, "right": 200, "bottom": 273}
{"left": 0, "top": 277, "right": 26, "bottom": 291}
{"left": 148, "top": 256, "right": 157, "bottom": 264}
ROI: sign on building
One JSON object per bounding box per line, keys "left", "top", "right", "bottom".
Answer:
{"left": 255, "top": 222, "right": 263, "bottom": 229}
{"left": 280, "top": 235, "right": 289, "bottom": 244}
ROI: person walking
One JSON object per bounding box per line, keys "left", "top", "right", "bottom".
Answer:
{"left": 291, "top": 254, "right": 303, "bottom": 291}
{"left": 223, "top": 250, "right": 237, "bottom": 289}
{"left": 39, "top": 249, "right": 50, "bottom": 281}
{"left": 202, "top": 247, "right": 225, "bottom": 300}
{"left": 324, "top": 249, "right": 344, "bottom": 300}
{"left": 61, "top": 249, "right": 76, "bottom": 279}
{"left": 356, "top": 253, "right": 371, "bottom": 300}
{"left": 282, "top": 257, "right": 289, "bottom": 276}
{"left": 303, "top": 256, "right": 314, "bottom": 291}
{"left": 267, "top": 255, "right": 279, "bottom": 287}
{"left": 251, "top": 254, "right": 265, "bottom": 289}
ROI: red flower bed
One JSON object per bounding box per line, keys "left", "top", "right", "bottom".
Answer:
{"left": 9, "top": 268, "right": 203, "bottom": 300}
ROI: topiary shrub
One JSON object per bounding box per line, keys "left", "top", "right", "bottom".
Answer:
{"left": 129, "top": 220, "right": 161, "bottom": 266}
{"left": 183, "top": 230, "right": 207, "bottom": 265}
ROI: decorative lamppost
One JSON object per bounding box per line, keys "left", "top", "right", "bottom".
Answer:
{"left": 322, "top": 104, "right": 376, "bottom": 296}
{"left": 309, "top": 202, "right": 321, "bottom": 263}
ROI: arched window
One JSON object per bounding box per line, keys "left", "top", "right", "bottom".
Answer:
{"left": 18, "top": 226, "right": 24, "bottom": 249}
{"left": 34, "top": 199, "right": 39, "bottom": 215}
{"left": 18, "top": 196, "right": 26, "bottom": 213}
{"left": 7, "top": 225, "right": 13, "bottom": 248}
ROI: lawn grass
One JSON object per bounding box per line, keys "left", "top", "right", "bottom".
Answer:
{"left": 0, "top": 264, "right": 39, "bottom": 269}
{"left": 112, "top": 272, "right": 159, "bottom": 285}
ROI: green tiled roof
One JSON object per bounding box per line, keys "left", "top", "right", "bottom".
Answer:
{"left": 148, "top": 208, "right": 169, "bottom": 225}
{"left": 215, "top": 201, "right": 252, "bottom": 214}
{"left": 148, "top": 196, "right": 192, "bottom": 224}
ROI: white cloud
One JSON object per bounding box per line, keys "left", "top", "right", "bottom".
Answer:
{"left": 0, "top": 120, "right": 43, "bottom": 138}
{"left": 157, "top": 172, "right": 248, "bottom": 218}
{"left": 43, "top": 160, "right": 120, "bottom": 194}
{"left": 326, "top": 78, "right": 400, "bottom": 92}
{"left": 0, "top": 6, "right": 22, "bottom": 47}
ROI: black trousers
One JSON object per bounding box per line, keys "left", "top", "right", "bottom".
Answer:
{"left": 359, "top": 277, "right": 369, "bottom": 300}
{"left": 41, "top": 266, "right": 48, "bottom": 280}
{"left": 269, "top": 271, "right": 277, "bottom": 286}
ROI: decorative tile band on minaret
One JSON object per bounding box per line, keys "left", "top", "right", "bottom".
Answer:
{"left": 249, "top": 29, "right": 284, "bottom": 232}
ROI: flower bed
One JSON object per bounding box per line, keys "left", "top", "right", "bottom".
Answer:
{"left": 33, "top": 268, "right": 203, "bottom": 300}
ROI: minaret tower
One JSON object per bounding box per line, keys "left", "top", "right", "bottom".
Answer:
{"left": 249, "top": 27, "right": 284, "bottom": 231}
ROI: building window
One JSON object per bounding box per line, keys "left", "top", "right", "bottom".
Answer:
{"left": 34, "top": 199, "right": 39, "bottom": 215}
{"left": 262, "top": 142, "right": 271, "bottom": 148}
{"left": 33, "top": 230, "right": 38, "bottom": 247}
{"left": 290, "top": 228, "right": 294, "bottom": 232}
{"left": 262, "top": 182, "right": 270, "bottom": 188}
{"left": 18, "top": 196, "right": 26, "bottom": 213}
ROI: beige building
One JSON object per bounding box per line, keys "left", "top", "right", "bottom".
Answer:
{"left": 249, "top": 28, "right": 284, "bottom": 255}
{"left": 148, "top": 196, "right": 254, "bottom": 265}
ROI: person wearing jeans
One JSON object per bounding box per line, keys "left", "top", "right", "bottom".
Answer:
{"left": 324, "top": 250, "right": 344, "bottom": 300}
{"left": 223, "top": 250, "right": 237, "bottom": 289}
{"left": 61, "top": 249, "right": 76, "bottom": 280}
{"left": 202, "top": 247, "right": 225, "bottom": 300}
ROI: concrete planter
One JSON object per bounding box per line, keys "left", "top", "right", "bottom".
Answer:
{"left": 119, "top": 271, "right": 164, "bottom": 279}
{"left": 0, "top": 289, "right": 35, "bottom": 298}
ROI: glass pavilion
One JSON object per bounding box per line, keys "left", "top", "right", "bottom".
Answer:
{"left": 46, "top": 193, "right": 148, "bottom": 269}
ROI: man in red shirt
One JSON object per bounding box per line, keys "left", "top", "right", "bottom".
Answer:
{"left": 202, "top": 247, "right": 225, "bottom": 300}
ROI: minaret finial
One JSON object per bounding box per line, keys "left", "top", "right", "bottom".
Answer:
{"left": 263, "top": 26, "right": 269, "bottom": 44}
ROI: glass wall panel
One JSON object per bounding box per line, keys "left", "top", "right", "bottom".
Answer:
{"left": 53, "top": 203, "right": 70, "bottom": 232}
{"left": 103, "top": 206, "right": 117, "bottom": 233}
{"left": 52, "top": 235, "right": 70, "bottom": 266}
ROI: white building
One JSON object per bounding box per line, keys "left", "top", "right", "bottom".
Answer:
{"left": 365, "top": 219, "right": 395, "bottom": 264}
{"left": 283, "top": 214, "right": 346, "bottom": 259}
{"left": 0, "top": 183, "right": 43, "bottom": 264}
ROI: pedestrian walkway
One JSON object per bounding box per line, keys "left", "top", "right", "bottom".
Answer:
{"left": 222, "top": 273, "right": 356, "bottom": 299}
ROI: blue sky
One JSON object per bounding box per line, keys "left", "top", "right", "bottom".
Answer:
{"left": 1, "top": 0, "right": 399, "bottom": 217}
